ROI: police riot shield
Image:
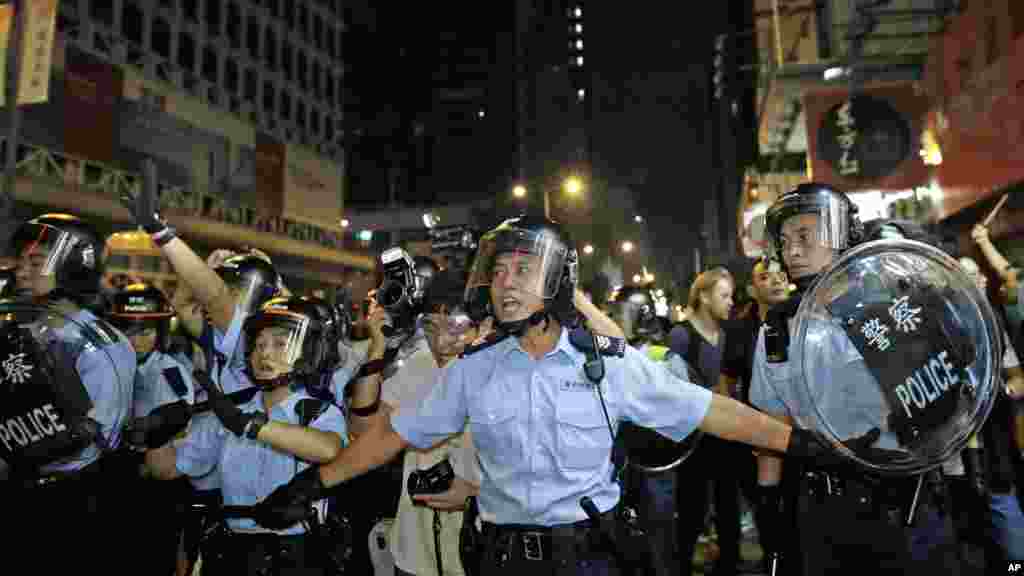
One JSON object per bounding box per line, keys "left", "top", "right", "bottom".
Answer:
{"left": 788, "top": 239, "right": 1001, "bottom": 476}
{"left": 0, "top": 302, "right": 122, "bottom": 471}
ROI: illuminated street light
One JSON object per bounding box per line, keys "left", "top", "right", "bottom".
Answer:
{"left": 339, "top": 218, "right": 350, "bottom": 228}
{"left": 634, "top": 215, "right": 644, "bottom": 223}
{"left": 512, "top": 185, "right": 527, "bottom": 199}
{"left": 632, "top": 274, "right": 642, "bottom": 283}
{"left": 582, "top": 244, "right": 594, "bottom": 255}
{"left": 621, "top": 240, "right": 634, "bottom": 253}
{"left": 564, "top": 176, "right": 583, "bottom": 196}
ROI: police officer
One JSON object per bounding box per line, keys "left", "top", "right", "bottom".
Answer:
{"left": 253, "top": 215, "right": 857, "bottom": 576}
{"left": 5, "top": 213, "right": 136, "bottom": 574}
{"left": 749, "top": 183, "right": 963, "bottom": 575}
{"left": 107, "top": 282, "right": 197, "bottom": 573}
{"left": 143, "top": 296, "right": 346, "bottom": 575}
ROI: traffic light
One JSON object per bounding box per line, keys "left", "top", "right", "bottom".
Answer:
{"left": 712, "top": 34, "right": 728, "bottom": 100}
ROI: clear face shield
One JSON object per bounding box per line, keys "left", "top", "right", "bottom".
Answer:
{"left": 244, "top": 310, "right": 311, "bottom": 382}
{"left": 765, "top": 191, "right": 853, "bottom": 263}
{"left": 466, "top": 229, "right": 568, "bottom": 303}
{"left": 11, "top": 224, "right": 93, "bottom": 295}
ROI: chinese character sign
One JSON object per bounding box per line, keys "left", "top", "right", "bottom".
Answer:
{"left": 0, "top": 0, "right": 58, "bottom": 106}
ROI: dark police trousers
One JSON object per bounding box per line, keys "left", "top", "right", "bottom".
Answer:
{"left": 472, "top": 509, "right": 621, "bottom": 576}
{"left": 796, "top": 468, "right": 961, "bottom": 575}
{"left": 201, "top": 532, "right": 326, "bottom": 576}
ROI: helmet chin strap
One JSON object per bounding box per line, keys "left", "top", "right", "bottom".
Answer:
{"left": 496, "top": 309, "right": 550, "bottom": 337}
{"left": 248, "top": 372, "right": 292, "bottom": 391}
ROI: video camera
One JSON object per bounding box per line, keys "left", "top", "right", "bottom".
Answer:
{"left": 427, "top": 224, "right": 479, "bottom": 273}
{"left": 407, "top": 458, "right": 455, "bottom": 498}
{"left": 374, "top": 247, "right": 437, "bottom": 337}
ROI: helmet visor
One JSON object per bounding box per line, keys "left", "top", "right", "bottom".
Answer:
{"left": 466, "top": 228, "right": 568, "bottom": 301}
{"left": 11, "top": 223, "right": 92, "bottom": 279}
{"left": 766, "top": 191, "right": 853, "bottom": 259}
{"left": 244, "top": 309, "right": 311, "bottom": 379}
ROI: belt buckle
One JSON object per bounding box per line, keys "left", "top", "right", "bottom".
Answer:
{"left": 521, "top": 531, "right": 544, "bottom": 561}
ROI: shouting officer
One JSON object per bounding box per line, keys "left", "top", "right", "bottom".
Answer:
{"left": 4, "top": 213, "right": 136, "bottom": 574}
{"left": 749, "top": 183, "right": 979, "bottom": 575}
{"left": 250, "top": 214, "right": 866, "bottom": 576}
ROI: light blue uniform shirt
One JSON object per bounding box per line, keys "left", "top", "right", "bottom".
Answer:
{"left": 175, "top": 388, "right": 347, "bottom": 534}
{"left": 749, "top": 318, "right": 902, "bottom": 450}
{"left": 170, "top": 349, "right": 221, "bottom": 491}
{"left": 132, "top": 351, "right": 195, "bottom": 418}
{"left": 43, "top": 309, "right": 136, "bottom": 473}
{"left": 391, "top": 328, "right": 712, "bottom": 526}
{"left": 211, "top": 304, "right": 251, "bottom": 394}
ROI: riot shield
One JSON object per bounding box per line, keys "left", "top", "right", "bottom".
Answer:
{"left": 787, "top": 239, "right": 1001, "bottom": 476}
{"left": 0, "top": 302, "right": 125, "bottom": 471}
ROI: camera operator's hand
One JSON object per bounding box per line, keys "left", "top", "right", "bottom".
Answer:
{"left": 366, "top": 305, "right": 388, "bottom": 347}
{"left": 413, "top": 477, "right": 480, "bottom": 511}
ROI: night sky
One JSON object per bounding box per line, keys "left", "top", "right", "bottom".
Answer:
{"left": 342, "top": 1, "right": 756, "bottom": 287}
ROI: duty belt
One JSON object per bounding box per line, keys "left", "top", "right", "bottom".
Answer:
{"left": 801, "top": 468, "right": 944, "bottom": 525}
{"left": 481, "top": 507, "right": 617, "bottom": 563}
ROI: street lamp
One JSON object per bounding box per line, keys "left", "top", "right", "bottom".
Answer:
{"left": 512, "top": 185, "right": 527, "bottom": 199}
{"left": 632, "top": 274, "right": 642, "bottom": 284}
{"left": 621, "top": 240, "right": 634, "bottom": 253}
{"left": 339, "top": 218, "right": 350, "bottom": 228}
{"left": 564, "top": 176, "right": 583, "bottom": 196}
{"left": 582, "top": 244, "right": 594, "bottom": 255}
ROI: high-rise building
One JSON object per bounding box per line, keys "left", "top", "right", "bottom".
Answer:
{"left": 5, "top": 1, "right": 376, "bottom": 297}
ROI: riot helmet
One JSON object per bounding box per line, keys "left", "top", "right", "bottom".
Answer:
{"left": 10, "top": 214, "right": 105, "bottom": 299}
{"left": 610, "top": 285, "right": 663, "bottom": 343}
{"left": 765, "top": 183, "right": 863, "bottom": 290}
{"left": 465, "top": 215, "right": 578, "bottom": 334}
{"left": 299, "top": 295, "right": 343, "bottom": 370}
{"left": 242, "top": 297, "right": 327, "bottom": 391}
{"left": 107, "top": 283, "right": 175, "bottom": 363}
{"left": 214, "top": 254, "right": 281, "bottom": 316}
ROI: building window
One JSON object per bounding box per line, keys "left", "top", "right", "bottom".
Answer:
{"left": 312, "top": 60, "right": 321, "bottom": 98}
{"left": 284, "top": 0, "right": 296, "bottom": 29}
{"left": 178, "top": 33, "right": 195, "bottom": 71}
{"left": 282, "top": 41, "right": 293, "bottom": 81}
{"left": 297, "top": 100, "right": 306, "bottom": 129}
{"left": 245, "top": 69, "right": 259, "bottom": 102}
{"left": 335, "top": 75, "right": 342, "bottom": 107}
{"left": 326, "top": 25, "right": 335, "bottom": 59}
{"left": 310, "top": 109, "right": 320, "bottom": 136}
{"left": 267, "top": 0, "right": 280, "bottom": 19}
{"left": 325, "top": 115, "right": 334, "bottom": 140}
{"left": 299, "top": 3, "right": 309, "bottom": 37}
{"left": 121, "top": 2, "right": 143, "bottom": 45}
{"left": 263, "top": 81, "right": 276, "bottom": 113}
{"left": 90, "top": 0, "right": 114, "bottom": 27}
{"left": 324, "top": 72, "right": 333, "bottom": 106}
{"left": 298, "top": 51, "right": 308, "bottom": 90}
{"left": 280, "top": 90, "right": 291, "bottom": 119}
{"left": 247, "top": 17, "right": 261, "bottom": 60}
{"left": 152, "top": 18, "right": 171, "bottom": 59}
{"left": 182, "top": 0, "right": 198, "bottom": 23}
{"left": 206, "top": 0, "right": 222, "bottom": 36}
{"left": 314, "top": 15, "right": 323, "bottom": 51}
{"left": 227, "top": 4, "right": 242, "bottom": 49}
{"left": 202, "top": 45, "right": 219, "bottom": 82}
{"left": 225, "top": 58, "right": 240, "bottom": 93}
{"left": 265, "top": 29, "right": 277, "bottom": 69}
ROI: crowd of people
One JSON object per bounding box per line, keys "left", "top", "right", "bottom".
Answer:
{"left": 1, "top": 181, "right": 1022, "bottom": 576}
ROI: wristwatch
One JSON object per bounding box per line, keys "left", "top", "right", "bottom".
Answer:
{"left": 244, "top": 412, "right": 270, "bottom": 439}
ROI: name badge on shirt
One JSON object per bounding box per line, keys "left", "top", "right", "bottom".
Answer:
{"left": 560, "top": 379, "right": 593, "bottom": 392}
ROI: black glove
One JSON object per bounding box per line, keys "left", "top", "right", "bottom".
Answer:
{"left": 124, "top": 401, "right": 193, "bottom": 449}
{"left": 119, "top": 171, "right": 174, "bottom": 240}
{"left": 193, "top": 370, "right": 266, "bottom": 438}
{"left": 254, "top": 466, "right": 328, "bottom": 530}
{"left": 786, "top": 427, "right": 905, "bottom": 471}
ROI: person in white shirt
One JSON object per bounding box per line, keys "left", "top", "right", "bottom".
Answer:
{"left": 381, "top": 268, "right": 483, "bottom": 576}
